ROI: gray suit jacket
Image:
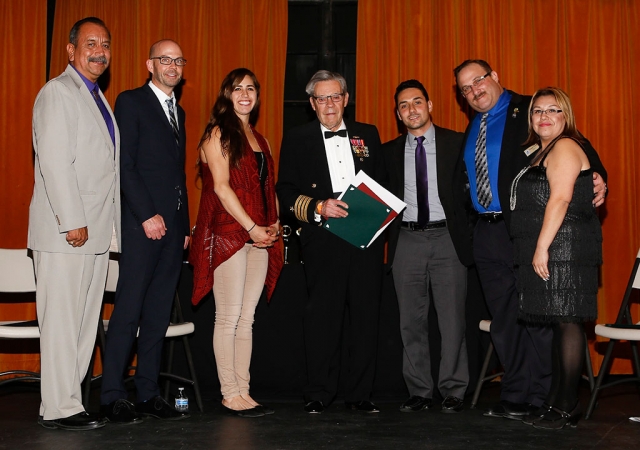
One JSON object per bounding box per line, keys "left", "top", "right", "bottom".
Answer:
{"left": 383, "top": 126, "right": 474, "bottom": 267}
{"left": 28, "top": 65, "right": 121, "bottom": 255}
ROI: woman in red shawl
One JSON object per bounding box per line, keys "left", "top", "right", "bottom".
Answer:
{"left": 190, "top": 68, "right": 282, "bottom": 417}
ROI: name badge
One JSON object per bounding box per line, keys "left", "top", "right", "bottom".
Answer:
{"left": 524, "top": 144, "right": 539, "bottom": 157}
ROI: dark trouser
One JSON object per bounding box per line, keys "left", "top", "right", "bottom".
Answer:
{"left": 301, "top": 231, "right": 382, "bottom": 405}
{"left": 473, "top": 219, "right": 551, "bottom": 406}
{"left": 100, "top": 214, "right": 184, "bottom": 405}
{"left": 393, "top": 227, "right": 468, "bottom": 400}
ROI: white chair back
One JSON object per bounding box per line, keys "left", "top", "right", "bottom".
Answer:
{"left": 0, "top": 249, "right": 36, "bottom": 293}
{"left": 105, "top": 258, "right": 119, "bottom": 293}
{"left": 633, "top": 249, "right": 640, "bottom": 290}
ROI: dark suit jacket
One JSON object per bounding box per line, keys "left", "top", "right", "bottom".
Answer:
{"left": 457, "top": 90, "right": 607, "bottom": 230}
{"left": 115, "top": 84, "right": 189, "bottom": 237}
{"left": 276, "top": 119, "right": 384, "bottom": 247}
{"left": 383, "top": 125, "right": 474, "bottom": 267}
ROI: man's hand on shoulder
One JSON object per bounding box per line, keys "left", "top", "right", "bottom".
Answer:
{"left": 592, "top": 172, "right": 607, "bottom": 208}
{"left": 66, "top": 227, "right": 88, "bottom": 247}
{"left": 142, "top": 214, "right": 167, "bottom": 240}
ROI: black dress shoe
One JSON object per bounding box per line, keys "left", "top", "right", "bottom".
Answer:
{"left": 522, "top": 403, "right": 552, "bottom": 425}
{"left": 222, "top": 404, "right": 265, "bottom": 418}
{"left": 483, "top": 400, "right": 528, "bottom": 420}
{"left": 304, "top": 400, "right": 324, "bottom": 414}
{"left": 441, "top": 396, "right": 464, "bottom": 413}
{"left": 101, "top": 399, "right": 143, "bottom": 425}
{"left": 38, "top": 412, "right": 106, "bottom": 431}
{"left": 400, "top": 396, "right": 433, "bottom": 412}
{"left": 532, "top": 403, "right": 582, "bottom": 430}
{"left": 345, "top": 400, "right": 380, "bottom": 413}
{"left": 135, "top": 395, "right": 189, "bottom": 420}
{"left": 256, "top": 404, "right": 275, "bottom": 415}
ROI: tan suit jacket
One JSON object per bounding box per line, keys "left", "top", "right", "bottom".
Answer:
{"left": 28, "top": 64, "right": 121, "bottom": 254}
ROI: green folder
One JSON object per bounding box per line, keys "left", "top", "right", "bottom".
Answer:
{"left": 323, "top": 185, "right": 391, "bottom": 249}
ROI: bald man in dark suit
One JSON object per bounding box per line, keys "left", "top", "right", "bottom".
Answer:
{"left": 100, "top": 39, "right": 190, "bottom": 424}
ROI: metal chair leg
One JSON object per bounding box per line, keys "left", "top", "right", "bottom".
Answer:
{"left": 181, "top": 333, "right": 203, "bottom": 412}
{"left": 583, "top": 331, "right": 595, "bottom": 392}
{"left": 585, "top": 339, "right": 617, "bottom": 419}
{"left": 471, "top": 341, "right": 494, "bottom": 409}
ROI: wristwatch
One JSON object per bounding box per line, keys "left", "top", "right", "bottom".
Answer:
{"left": 314, "top": 200, "right": 324, "bottom": 223}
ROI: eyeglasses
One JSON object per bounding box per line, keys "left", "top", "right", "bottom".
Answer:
{"left": 531, "top": 108, "right": 563, "bottom": 116}
{"left": 313, "top": 93, "right": 345, "bottom": 104}
{"left": 459, "top": 72, "right": 492, "bottom": 96}
{"left": 150, "top": 56, "right": 187, "bottom": 66}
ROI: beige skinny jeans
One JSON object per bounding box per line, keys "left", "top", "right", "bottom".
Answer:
{"left": 212, "top": 244, "right": 268, "bottom": 399}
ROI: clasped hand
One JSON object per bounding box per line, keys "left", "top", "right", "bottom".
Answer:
{"left": 249, "top": 222, "right": 280, "bottom": 248}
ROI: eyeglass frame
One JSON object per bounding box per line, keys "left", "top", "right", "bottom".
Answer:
{"left": 312, "top": 93, "right": 345, "bottom": 104}
{"left": 150, "top": 56, "right": 187, "bottom": 67}
{"left": 459, "top": 72, "right": 492, "bottom": 96}
{"left": 531, "top": 108, "right": 563, "bottom": 116}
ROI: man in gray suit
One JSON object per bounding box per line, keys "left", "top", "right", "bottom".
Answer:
{"left": 28, "top": 17, "right": 120, "bottom": 431}
{"left": 384, "top": 80, "right": 472, "bottom": 414}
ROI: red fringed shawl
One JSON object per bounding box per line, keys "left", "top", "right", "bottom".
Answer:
{"left": 190, "top": 127, "right": 283, "bottom": 305}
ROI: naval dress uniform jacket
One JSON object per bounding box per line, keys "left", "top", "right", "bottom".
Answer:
{"left": 276, "top": 119, "right": 385, "bottom": 405}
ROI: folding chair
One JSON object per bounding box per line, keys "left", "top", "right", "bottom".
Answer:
{"left": 86, "top": 259, "right": 203, "bottom": 411}
{"left": 470, "top": 318, "right": 595, "bottom": 409}
{"left": 585, "top": 248, "right": 640, "bottom": 419}
{"left": 0, "top": 249, "right": 40, "bottom": 386}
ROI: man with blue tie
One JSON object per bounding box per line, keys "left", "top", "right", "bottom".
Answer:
{"left": 453, "top": 59, "right": 607, "bottom": 420}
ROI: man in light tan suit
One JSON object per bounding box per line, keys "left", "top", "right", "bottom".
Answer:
{"left": 28, "top": 17, "right": 121, "bottom": 431}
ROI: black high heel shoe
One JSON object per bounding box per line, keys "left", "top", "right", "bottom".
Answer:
{"left": 532, "top": 403, "right": 582, "bottom": 430}
{"left": 522, "top": 403, "right": 552, "bottom": 425}
{"left": 221, "top": 404, "right": 265, "bottom": 418}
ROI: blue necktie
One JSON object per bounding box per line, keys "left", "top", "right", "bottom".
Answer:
{"left": 91, "top": 85, "right": 115, "bottom": 151}
{"left": 415, "top": 136, "right": 429, "bottom": 226}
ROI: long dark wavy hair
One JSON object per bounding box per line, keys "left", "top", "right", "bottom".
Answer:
{"left": 198, "top": 68, "right": 261, "bottom": 168}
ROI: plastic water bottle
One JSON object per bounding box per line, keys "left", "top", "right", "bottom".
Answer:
{"left": 175, "top": 387, "right": 189, "bottom": 413}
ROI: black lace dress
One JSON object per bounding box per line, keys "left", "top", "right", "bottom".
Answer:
{"left": 510, "top": 141, "right": 602, "bottom": 324}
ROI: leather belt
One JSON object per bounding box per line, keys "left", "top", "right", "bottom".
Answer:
{"left": 401, "top": 220, "right": 447, "bottom": 231}
{"left": 478, "top": 213, "right": 504, "bottom": 223}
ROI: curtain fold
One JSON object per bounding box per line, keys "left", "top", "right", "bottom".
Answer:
{"left": 356, "top": 0, "right": 640, "bottom": 374}
{"left": 0, "top": 0, "right": 47, "bottom": 375}
{"left": 49, "top": 0, "right": 288, "bottom": 219}
{"left": 1, "top": 0, "right": 287, "bottom": 376}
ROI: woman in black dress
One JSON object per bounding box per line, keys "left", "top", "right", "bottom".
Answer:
{"left": 510, "top": 87, "right": 602, "bottom": 429}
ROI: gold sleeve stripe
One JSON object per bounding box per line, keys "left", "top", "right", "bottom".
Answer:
{"left": 294, "top": 195, "right": 313, "bottom": 223}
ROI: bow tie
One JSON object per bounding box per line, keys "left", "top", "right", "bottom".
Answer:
{"left": 324, "top": 129, "right": 348, "bottom": 139}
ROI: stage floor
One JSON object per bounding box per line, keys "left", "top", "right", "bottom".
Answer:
{"left": 1, "top": 381, "right": 637, "bottom": 450}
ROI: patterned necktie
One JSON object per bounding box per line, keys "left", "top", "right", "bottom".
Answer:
{"left": 475, "top": 113, "right": 492, "bottom": 209}
{"left": 415, "top": 136, "right": 429, "bottom": 226}
{"left": 166, "top": 98, "right": 180, "bottom": 145}
{"left": 91, "top": 85, "right": 115, "bottom": 148}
